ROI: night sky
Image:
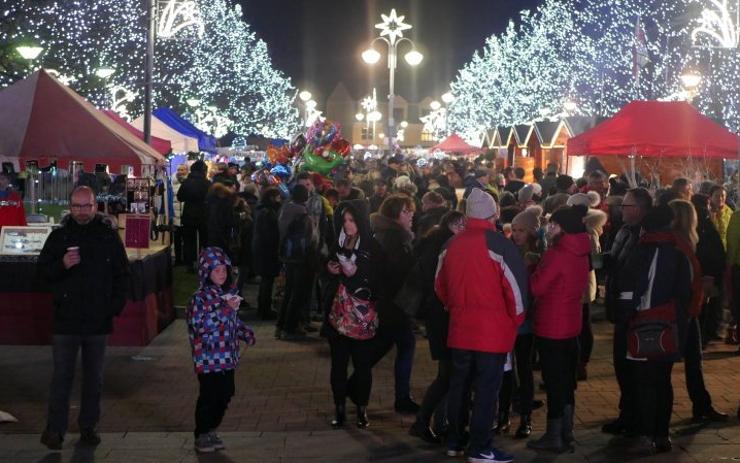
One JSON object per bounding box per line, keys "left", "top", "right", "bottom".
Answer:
{"left": 239, "top": 0, "right": 544, "bottom": 105}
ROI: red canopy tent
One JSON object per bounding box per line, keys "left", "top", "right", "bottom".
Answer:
{"left": 432, "top": 134, "right": 482, "bottom": 155}
{"left": 567, "top": 101, "right": 739, "bottom": 158}
{"left": 0, "top": 69, "right": 165, "bottom": 174}
{"left": 102, "top": 110, "right": 172, "bottom": 156}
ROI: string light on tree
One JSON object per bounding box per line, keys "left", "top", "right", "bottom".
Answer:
{"left": 157, "top": 0, "right": 204, "bottom": 39}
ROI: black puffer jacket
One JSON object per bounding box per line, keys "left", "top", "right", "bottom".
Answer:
{"left": 38, "top": 213, "right": 130, "bottom": 335}
{"left": 205, "top": 183, "right": 238, "bottom": 259}
{"left": 177, "top": 170, "right": 211, "bottom": 227}
{"left": 371, "top": 212, "right": 415, "bottom": 328}
{"left": 252, "top": 198, "right": 281, "bottom": 277}
{"left": 604, "top": 223, "right": 641, "bottom": 322}
{"left": 696, "top": 209, "right": 726, "bottom": 279}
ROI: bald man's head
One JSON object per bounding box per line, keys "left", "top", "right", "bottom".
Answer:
{"left": 69, "top": 186, "right": 97, "bottom": 225}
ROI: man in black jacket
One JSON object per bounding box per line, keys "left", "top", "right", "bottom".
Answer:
{"left": 177, "top": 160, "right": 211, "bottom": 272}
{"left": 38, "top": 186, "right": 130, "bottom": 450}
{"left": 601, "top": 187, "right": 651, "bottom": 436}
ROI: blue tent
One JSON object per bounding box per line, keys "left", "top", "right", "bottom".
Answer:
{"left": 153, "top": 107, "right": 217, "bottom": 153}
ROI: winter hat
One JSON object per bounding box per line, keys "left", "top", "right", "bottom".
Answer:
{"left": 512, "top": 205, "right": 543, "bottom": 235}
{"left": 586, "top": 190, "right": 602, "bottom": 208}
{"left": 190, "top": 160, "right": 207, "bottom": 173}
{"left": 566, "top": 193, "right": 591, "bottom": 208}
{"left": 550, "top": 205, "right": 587, "bottom": 234}
{"left": 466, "top": 188, "right": 498, "bottom": 220}
{"left": 518, "top": 184, "right": 536, "bottom": 203}
{"left": 530, "top": 183, "right": 543, "bottom": 197}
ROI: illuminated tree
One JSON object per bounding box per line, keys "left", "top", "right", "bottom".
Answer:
{"left": 0, "top": 0, "right": 300, "bottom": 139}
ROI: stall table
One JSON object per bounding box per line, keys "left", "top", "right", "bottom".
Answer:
{"left": 0, "top": 244, "right": 173, "bottom": 346}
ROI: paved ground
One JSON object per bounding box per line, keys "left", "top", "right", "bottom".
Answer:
{"left": 0, "top": 285, "right": 738, "bottom": 462}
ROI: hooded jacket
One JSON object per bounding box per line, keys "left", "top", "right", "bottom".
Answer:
{"left": 530, "top": 232, "right": 591, "bottom": 339}
{"left": 186, "top": 247, "right": 255, "bottom": 374}
{"left": 38, "top": 213, "right": 130, "bottom": 335}
{"left": 435, "top": 218, "right": 528, "bottom": 353}
{"left": 205, "top": 183, "right": 238, "bottom": 258}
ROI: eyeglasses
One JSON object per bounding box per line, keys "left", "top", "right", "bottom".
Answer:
{"left": 70, "top": 203, "right": 94, "bottom": 210}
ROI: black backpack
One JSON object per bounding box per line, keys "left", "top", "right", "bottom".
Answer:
{"left": 280, "top": 213, "right": 311, "bottom": 263}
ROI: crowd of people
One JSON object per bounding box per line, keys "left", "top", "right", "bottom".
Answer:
{"left": 37, "top": 153, "right": 740, "bottom": 462}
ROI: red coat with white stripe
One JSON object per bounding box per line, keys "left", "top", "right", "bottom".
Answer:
{"left": 435, "top": 218, "right": 528, "bottom": 353}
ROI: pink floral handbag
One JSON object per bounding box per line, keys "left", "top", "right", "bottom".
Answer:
{"left": 329, "top": 284, "right": 378, "bottom": 340}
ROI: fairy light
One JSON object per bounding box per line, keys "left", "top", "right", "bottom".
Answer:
{"left": 0, "top": 0, "right": 299, "bottom": 138}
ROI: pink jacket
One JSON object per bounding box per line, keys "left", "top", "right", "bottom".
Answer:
{"left": 531, "top": 233, "right": 591, "bottom": 340}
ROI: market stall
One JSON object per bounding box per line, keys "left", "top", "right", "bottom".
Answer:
{"left": 432, "top": 134, "right": 483, "bottom": 157}
{"left": 0, "top": 70, "right": 174, "bottom": 346}
{"left": 152, "top": 107, "right": 217, "bottom": 153}
{"left": 131, "top": 114, "right": 200, "bottom": 154}
{"left": 567, "top": 101, "right": 739, "bottom": 185}
{"left": 102, "top": 110, "right": 173, "bottom": 156}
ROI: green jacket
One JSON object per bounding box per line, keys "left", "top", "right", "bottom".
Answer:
{"left": 727, "top": 209, "right": 740, "bottom": 267}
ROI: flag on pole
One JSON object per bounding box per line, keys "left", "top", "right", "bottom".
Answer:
{"left": 633, "top": 16, "right": 649, "bottom": 86}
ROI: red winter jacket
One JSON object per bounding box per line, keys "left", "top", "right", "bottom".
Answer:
{"left": 0, "top": 191, "right": 26, "bottom": 228}
{"left": 435, "top": 218, "right": 528, "bottom": 353}
{"left": 530, "top": 232, "right": 591, "bottom": 340}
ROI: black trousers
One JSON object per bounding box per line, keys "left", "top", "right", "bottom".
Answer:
{"left": 633, "top": 361, "right": 673, "bottom": 438}
{"left": 182, "top": 222, "right": 207, "bottom": 266}
{"left": 537, "top": 336, "right": 578, "bottom": 420}
{"left": 328, "top": 334, "right": 374, "bottom": 406}
{"left": 579, "top": 303, "right": 594, "bottom": 364}
{"left": 684, "top": 317, "right": 712, "bottom": 414}
{"left": 613, "top": 323, "right": 637, "bottom": 428}
{"left": 418, "top": 355, "right": 452, "bottom": 426}
{"left": 173, "top": 226, "right": 184, "bottom": 264}
{"left": 700, "top": 287, "right": 723, "bottom": 342}
{"left": 278, "top": 263, "right": 314, "bottom": 332}
{"left": 46, "top": 335, "right": 107, "bottom": 435}
{"left": 733, "top": 265, "right": 740, "bottom": 323}
{"left": 194, "top": 370, "right": 235, "bottom": 438}
{"left": 257, "top": 276, "right": 275, "bottom": 318}
{"left": 498, "top": 333, "right": 535, "bottom": 416}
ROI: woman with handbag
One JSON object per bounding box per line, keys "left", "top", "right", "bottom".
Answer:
{"left": 621, "top": 205, "right": 691, "bottom": 453}
{"left": 323, "top": 200, "right": 381, "bottom": 429}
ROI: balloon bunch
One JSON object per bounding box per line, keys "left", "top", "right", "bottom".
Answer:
{"left": 299, "top": 119, "right": 351, "bottom": 175}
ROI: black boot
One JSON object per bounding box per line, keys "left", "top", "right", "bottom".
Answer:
{"left": 494, "top": 411, "right": 510, "bottom": 434}
{"left": 515, "top": 414, "right": 532, "bottom": 439}
{"left": 331, "top": 403, "right": 346, "bottom": 428}
{"left": 527, "top": 418, "right": 568, "bottom": 453}
{"left": 409, "top": 419, "right": 441, "bottom": 444}
{"left": 562, "top": 405, "right": 575, "bottom": 444}
{"left": 356, "top": 406, "right": 369, "bottom": 429}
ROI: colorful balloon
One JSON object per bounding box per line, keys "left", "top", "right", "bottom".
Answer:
{"left": 289, "top": 133, "right": 307, "bottom": 155}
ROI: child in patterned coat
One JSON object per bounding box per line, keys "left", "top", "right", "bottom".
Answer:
{"left": 187, "top": 246, "right": 255, "bottom": 453}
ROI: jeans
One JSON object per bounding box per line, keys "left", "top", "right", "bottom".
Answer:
{"left": 328, "top": 335, "right": 375, "bottom": 406}
{"left": 418, "top": 356, "right": 452, "bottom": 426}
{"left": 633, "top": 360, "right": 674, "bottom": 438}
{"left": 579, "top": 303, "right": 594, "bottom": 364}
{"left": 447, "top": 349, "right": 507, "bottom": 454}
{"left": 278, "top": 263, "right": 313, "bottom": 332}
{"left": 194, "top": 370, "right": 235, "bottom": 438}
{"left": 46, "top": 335, "right": 107, "bottom": 435}
{"left": 372, "top": 322, "right": 416, "bottom": 400}
{"left": 613, "top": 323, "right": 637, "bottom": 428}
{"left": 684, "top": 317, "right": 712, "bottom": 414}
{"left": 257, "top": 276, "right": 275, "bottom": 318}
{"left": 537, "top": 337, "right": 578, "bottom": 420}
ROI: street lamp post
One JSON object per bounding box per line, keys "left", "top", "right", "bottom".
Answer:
{"left": 16, "top": 45, "right": 43, "bottom": 74}
{"left": 362, "top": 9, "right": 423, "bottom": 150}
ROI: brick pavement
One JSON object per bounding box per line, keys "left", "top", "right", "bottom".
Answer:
{"left": 0, "top": 296, "right": 738, "bottom": 462}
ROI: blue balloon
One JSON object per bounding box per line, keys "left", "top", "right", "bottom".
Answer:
{"left": 270, "top": 164, "right": 291, "bottom": 179}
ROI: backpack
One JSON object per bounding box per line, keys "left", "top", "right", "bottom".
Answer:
{"left": 280, "top": 213, "right": 311, "bottom": 263}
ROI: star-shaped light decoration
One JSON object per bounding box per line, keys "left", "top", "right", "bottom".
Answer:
{"left": 375, "top": 9, "right": 412, "bottom": 46}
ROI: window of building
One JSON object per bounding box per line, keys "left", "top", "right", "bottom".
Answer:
{"left": 421, "top": 131, "right": 436, "bottom": 142}
{"left": 361, "top": 127, "right": 373, "bottom": 141}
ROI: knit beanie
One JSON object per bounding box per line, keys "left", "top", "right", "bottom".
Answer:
{"left": 566, "top": 193, "right": 591, "bottom": 208}
{"left": 466, "top": 188, "right": 498, "bottom": 219}
{"left": 512, "top": 205, "right": 543, "bottom": 235}
{"left": 550, "top": 205, "right": 587, "bottom": 234}
{"left": 518, "top": 184, "right": 535, "bottom": 203}
{"left": 190, "top": 160, "right": 207, "bottom": 173}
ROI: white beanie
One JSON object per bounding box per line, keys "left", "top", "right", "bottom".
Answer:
{"left": 466, "top": 188, "right": 498, "bottom": 219}
{"left": 567, "top": 193, "right": 591, "bottom": 208}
